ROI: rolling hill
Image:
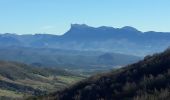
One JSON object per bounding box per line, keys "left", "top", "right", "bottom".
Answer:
{"left": 0, "top": 61, "right": 84, "bottom": 99}
{"left": 33, "top": 48, "right": 170, "bottom": 100}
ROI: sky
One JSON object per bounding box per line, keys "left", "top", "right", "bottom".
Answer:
{"left": 0, "top": 0, "right": 170, "bottom": 35}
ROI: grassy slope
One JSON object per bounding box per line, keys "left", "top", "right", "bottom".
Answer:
{"left": 0, "top": 61, "right": 84, "bottom": 99}
{"left": 0, "top": 89, "right": 23, "bottom": 98}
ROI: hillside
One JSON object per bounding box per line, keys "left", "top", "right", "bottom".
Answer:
{"left": 0, "top": 61, "right": 84, "bottom": 99}
{"left": 34, "top": 48, "right": 170, "bottom": 100}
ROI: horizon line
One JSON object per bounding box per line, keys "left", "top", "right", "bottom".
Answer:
{"left": 0, "top": 24, "right": 170, "bottom": 35}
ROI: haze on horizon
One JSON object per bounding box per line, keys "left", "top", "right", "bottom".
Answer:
{"left": 0, "top": 0, "right": 170, "bottom": 35}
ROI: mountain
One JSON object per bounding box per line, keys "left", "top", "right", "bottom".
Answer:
{"left": 0, "top": 46, "right": 141, "bottom": 75}
{"left": 0, "top": 61, "right": 83, "bottom": 99}
{"left": 60, "top": 24, "right": 170, "bottom": 56}
{"left": 62, "top": 24, "right": 141, "bottom": 40}
{"left": 34, "top": 48, "right": 170, "bottom": 100}
{"left": 1, "top": 24, "right": 170, "bottom": 56}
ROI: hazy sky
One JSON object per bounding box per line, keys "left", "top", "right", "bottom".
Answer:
{"left": 0, "top": 0, "right": 170, "bottom": 35}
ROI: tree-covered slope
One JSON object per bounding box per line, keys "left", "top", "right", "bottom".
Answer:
{"left": 36, "top": 48, "right": 170, "bottom": 100}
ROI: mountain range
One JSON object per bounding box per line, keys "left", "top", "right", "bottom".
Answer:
{"left": 1, "top": 24, "right": 170, "bottom": 56}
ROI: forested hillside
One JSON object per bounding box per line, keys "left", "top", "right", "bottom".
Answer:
{"left": 33, "top": 48, "right": 170, "bottom": 100}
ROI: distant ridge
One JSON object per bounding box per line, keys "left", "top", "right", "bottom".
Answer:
{"left": 121, "top": 26, "right": 140, "bottom": 32}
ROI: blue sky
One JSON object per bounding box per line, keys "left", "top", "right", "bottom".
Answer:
{"left": 0, "top": 0, "right": 170, "bottom": 35}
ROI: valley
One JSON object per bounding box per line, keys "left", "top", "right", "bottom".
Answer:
{"left": 0, "top": 46, "right": 140, "bottom": 75}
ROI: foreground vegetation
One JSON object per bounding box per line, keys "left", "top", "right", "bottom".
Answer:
{"left": 31, "top": 48, "right": 170, "bottom": 100}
